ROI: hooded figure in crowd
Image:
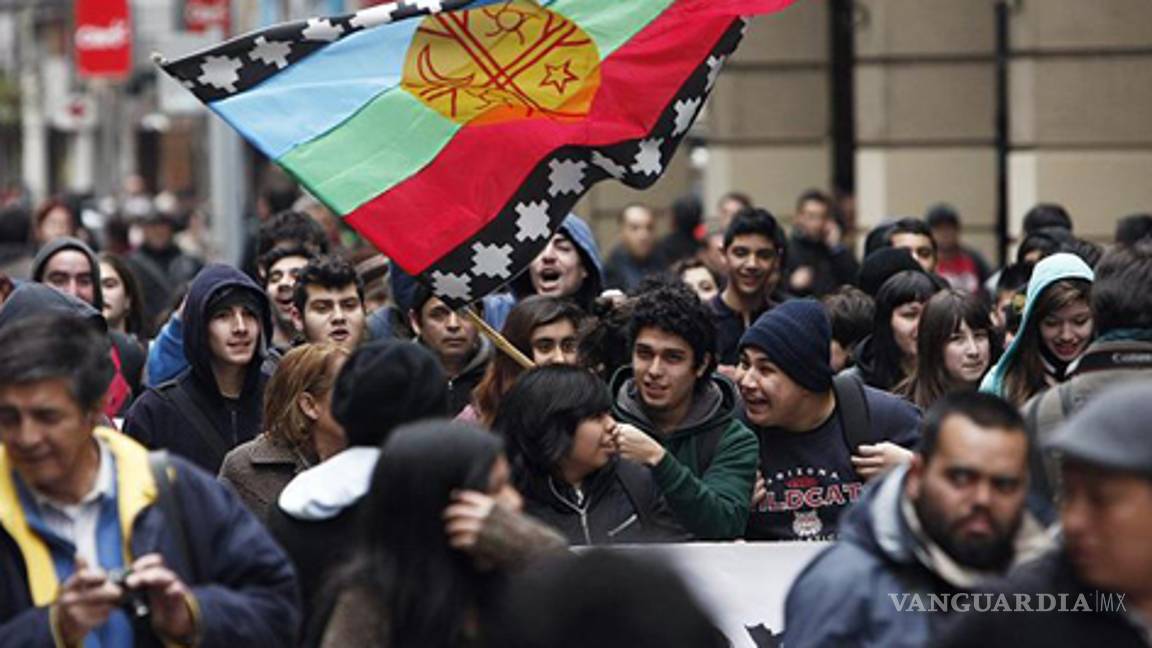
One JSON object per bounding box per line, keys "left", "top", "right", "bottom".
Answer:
{"left": 494, "top": 214, "right": 605, "bottom": 330}
{"left": 980, "top": 253, "right": 1095, "bottom": 406}
{"left": 380, "top": 214, "right": 604, "bottom": 336}
{"left": 1021, "top": 241, "right": 1152, "bottom": 524}
{"left": 124, "top": 264, "right": 272, "bottom": 473}
{"left": 30, "top": 237, "right": 104, "bottom": 309}
{"left": 29, "top": 237, "right": 146, "bottom": 413}
{"left": 0, "top": 283, "right": 135, "bottom": 420}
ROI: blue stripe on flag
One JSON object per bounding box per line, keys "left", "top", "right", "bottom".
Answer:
{"left": 212, "top": 17, "right": 422, "bottom": 160}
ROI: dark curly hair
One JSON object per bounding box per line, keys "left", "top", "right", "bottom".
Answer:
{"left": 628, "top": 277, "right": 717, "bottom": 382}
{"left": 292, "top": 255, "right": 365, "bottom": 315}
{"left": 578, "top": 294, "right": 635, "bottom": 383}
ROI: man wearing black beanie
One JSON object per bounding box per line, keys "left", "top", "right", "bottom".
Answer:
{"left": 736, "top": 299, "right": 921, "bottom": 541}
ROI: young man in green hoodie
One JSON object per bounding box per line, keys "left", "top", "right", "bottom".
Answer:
{"left": 610, "top": 280, "right": 759, "bottom": 540}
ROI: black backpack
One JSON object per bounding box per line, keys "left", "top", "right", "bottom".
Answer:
{"left": 833, "top": 372, "right": 876, "bottom": 452}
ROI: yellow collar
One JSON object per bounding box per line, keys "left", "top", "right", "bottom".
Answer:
{"left": 0, "top": 427, "right": 157, "bottom": 605}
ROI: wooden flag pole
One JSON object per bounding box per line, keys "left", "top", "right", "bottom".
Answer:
{"left": 463, "top": 306, "right": 536, "bottom": 370}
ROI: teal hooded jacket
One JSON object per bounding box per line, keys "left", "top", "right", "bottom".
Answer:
{"left": 980, "top": 253, "right": 1095, "bottom": 398}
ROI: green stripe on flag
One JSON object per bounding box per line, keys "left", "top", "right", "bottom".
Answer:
{"left": 279, "top": 88, "right": 461, "bottom": 215}
{"left": 551, "top": 0, "right": 676, "bottom": 56}
{"left": 280, "top": 0, "right": 674, "bottom": 215}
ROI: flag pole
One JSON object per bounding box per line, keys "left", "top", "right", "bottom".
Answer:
{"left": 463, "top": 306, "right": 536, "bottom": 370}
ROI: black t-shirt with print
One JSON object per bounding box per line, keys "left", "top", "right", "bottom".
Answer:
{"left": 745, "top": 389, "right": 921, "bottom": 541}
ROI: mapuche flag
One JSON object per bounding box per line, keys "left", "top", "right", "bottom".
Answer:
{"left": 158, "top": 0, "right": 798, "bottom": 306}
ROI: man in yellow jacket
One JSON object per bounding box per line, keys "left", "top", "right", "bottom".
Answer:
{"left": 0, "top": 313, "right": 298, "bottom": 647}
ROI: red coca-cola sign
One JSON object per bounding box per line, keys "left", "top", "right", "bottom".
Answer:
{"left": 74, "top": 0, "right": 133, "bottom": 79}
{"left": 185, "top": 0, "right": 231, "bottom": 35}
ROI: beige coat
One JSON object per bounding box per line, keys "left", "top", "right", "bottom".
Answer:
{"left": 218, "top": 433, "right": 312, "bottom": 522}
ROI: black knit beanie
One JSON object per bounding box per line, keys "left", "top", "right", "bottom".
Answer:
{"left": 739, "top": 299, "right": 833, "bottom": 393}
{"left": 859, "top": 247, "right": 921, "bottom": 297}
{"left": 331, "top": 340, "right": 448, "bottom": 447}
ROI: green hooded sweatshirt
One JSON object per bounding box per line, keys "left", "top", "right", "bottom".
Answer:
{"left": 611, "top": 368, "right": 759, "bottom": 540}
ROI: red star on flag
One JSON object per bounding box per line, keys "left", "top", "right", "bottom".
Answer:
{"left": 539, "top": 59, "right": 579, "bottom": 95}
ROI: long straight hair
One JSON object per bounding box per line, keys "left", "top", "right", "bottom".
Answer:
{"left": 901, "top": 290, "right": 999, "bottom": 409}
{"left": 868, "top": 270, "right": 946, "bottom": 390}
{"left": 471, "top": 296, "right": 584, "bottom": 425}
{"left": 318, "top": 420, "right": 504, "bottom": 647}
{"left": 98, "top": 253, "right": 147, "bottom": 337}
{"left": 1002, "top": 278, "right": 1092, "bottom": 406}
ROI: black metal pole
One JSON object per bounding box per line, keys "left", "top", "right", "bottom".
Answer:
{"left": 994, "top": 1, "right": 1010, "bottom": 268}
{"left": 829, "top": 0, "right": 856, "bottom": 200}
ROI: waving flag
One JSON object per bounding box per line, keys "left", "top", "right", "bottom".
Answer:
{"left": 158, "top": 0, "right": 798, "bottom": 305}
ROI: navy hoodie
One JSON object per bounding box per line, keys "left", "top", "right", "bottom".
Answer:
{"left": 124, "top": 264, "right": 272, "bottom": 473}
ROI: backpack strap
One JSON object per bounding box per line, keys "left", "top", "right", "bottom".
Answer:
{"left": 833, "top": 373, "right": 874, "bottom": 452}
{"left": 1024, "top": 395, "right": 1053, "bottom": 491}
{"left": 147, "top": 451, "right": 198, "bottom": 581}
{"left": 158, "top": 380, "right": 231, "bottom": 466}
{"left": 1024, "top": 390, "right": 1066, "bottom": 524}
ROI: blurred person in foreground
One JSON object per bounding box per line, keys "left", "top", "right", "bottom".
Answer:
{"left": 785, "top": 392, "right": 1047, "bottom": 647}
{"left": 0, "top": 314, "right": 298, "bottom": 646}
{"left": 941, "top": 382, "right": 1152, "bottom": 648}
{"left": 497, "top": 551, "right": 728, "bottom": 648}
{"left": 308, "top": 420, "right": 565, "bottom": 647}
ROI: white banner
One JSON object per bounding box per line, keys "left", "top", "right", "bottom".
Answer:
{"left": 603, "top": 542, "right": 830, "bottom": 647}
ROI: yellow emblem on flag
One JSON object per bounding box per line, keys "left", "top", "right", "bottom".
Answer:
{"left": 402, "top": 0, "right": 601, "bottom": 125}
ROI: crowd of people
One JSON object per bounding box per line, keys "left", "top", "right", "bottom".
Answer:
{"left": 1, "top": 179, "right": 1151, "bottom": 647}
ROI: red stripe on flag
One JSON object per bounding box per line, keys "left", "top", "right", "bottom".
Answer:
{"left": 347, "top": 4, "right": 738, "bottom": 274}
{"left": 677, "top": 0, "right": 800, "bottom": 15}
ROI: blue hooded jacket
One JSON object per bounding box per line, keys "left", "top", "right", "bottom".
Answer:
{"left": 980, "top": 253, "right": 1094, "bottom": 398}
{"left": 489, "top": 213, "right": 604, "bottom": 330}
